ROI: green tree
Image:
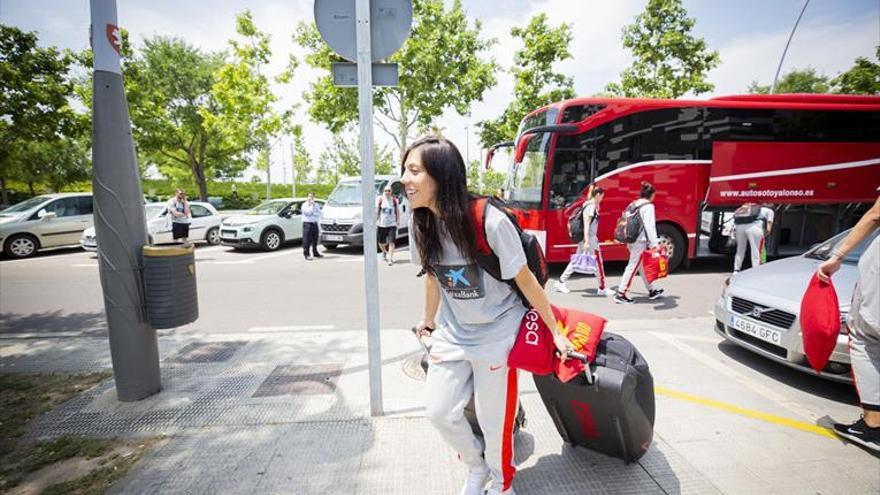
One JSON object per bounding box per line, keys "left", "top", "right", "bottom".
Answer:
{"left": 294, "top": 0, "right": 498, "bottom": 158}
{"left": 466, "top": 159, "right": 506, "bottom": 195}
{"left": 831, "top": 46, "right": 880, "bottom": 95}
{"left": 6, "top": 137, "right": 90, "bottom": 194}
{"left": 317, "top": 133, "right": 394, "bottom": 181}
{"left": 0, "top": 25, "right": 79, "bottom": 204}
{"left": 478, "top": 14, "right": 575, "bottom": 147}
{"left": 291, "top": 125, "right": 313, "bottom": 183}
{"left": 605, "top": 0, "right": 720, "bottom": 98}
{"left": 748, "top": 67, "right": 830, "bottom": 94}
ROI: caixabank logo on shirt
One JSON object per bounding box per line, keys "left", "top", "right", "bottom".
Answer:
{"left": 437, "top": 264, "right": 485, "bottom": 300}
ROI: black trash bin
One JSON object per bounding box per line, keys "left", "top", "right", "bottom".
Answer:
{"left": 142, "top": 245, "right": 199, "bottom": 329}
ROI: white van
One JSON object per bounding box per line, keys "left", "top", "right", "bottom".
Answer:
{"left": 319, "top": 175, "right": 409, "bottom": 249}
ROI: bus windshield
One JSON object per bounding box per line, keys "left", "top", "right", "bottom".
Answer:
{"left": 507, "top": 108, "right": 559, "bottom": 209}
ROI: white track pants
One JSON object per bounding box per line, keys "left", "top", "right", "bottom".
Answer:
{"left": 734, "top": 224, "right": 764, "bottom": 272}
{"left": 619, "top": 240, "right": 653, "bottom": 295}
{"left": 425, "top": 356, "right": 519, "bottom": 492}
{"left": 849, "top": 290, "right": 880, "bottom": 411}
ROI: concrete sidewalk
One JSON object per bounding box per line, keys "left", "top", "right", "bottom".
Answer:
{"left": 1, "top": 321, "right": 877, "bottom": 494}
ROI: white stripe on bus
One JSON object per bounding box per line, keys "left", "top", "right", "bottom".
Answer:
{"left": 709, "top": 157, "right": 880, "bottom": 183}
{"left": 593, "top": 160, "right": 711, "bottom": 183}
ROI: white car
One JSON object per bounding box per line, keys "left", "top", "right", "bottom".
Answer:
{"left": 80, "top": 201, "right": 222, "bottom": 252}
{"left": 220, "top": 197, "right": 326, "bottom": 251}
{"left": 1, "top": 193, "right": 94, "bottom": 258}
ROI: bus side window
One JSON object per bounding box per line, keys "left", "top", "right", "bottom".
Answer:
{"left": 549, "top": 133, "right": 591, "bottom": 209}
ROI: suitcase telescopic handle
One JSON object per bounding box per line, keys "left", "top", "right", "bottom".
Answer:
{"left": 410, "top": 326, "right": 434, "bottom": 354}
{"left": 566, "top": 351, "right": 596, "bottom": 385}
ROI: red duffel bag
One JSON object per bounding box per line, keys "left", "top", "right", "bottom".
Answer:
{"left": 508, "top": 309, "right": 555, "bottom": 375}
{"left": 641, "top": 246, "right": 669, "bottom": 284}
{"left": 800, "top": 273, "right": 841, "bottom": 373}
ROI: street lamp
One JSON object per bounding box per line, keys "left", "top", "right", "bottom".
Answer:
{"left": 771, "top": 0, "right": 810, "bottom": 94}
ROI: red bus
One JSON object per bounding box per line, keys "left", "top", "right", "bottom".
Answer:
{"left": 487, "top": 94, "right": 880, "bottom": 271}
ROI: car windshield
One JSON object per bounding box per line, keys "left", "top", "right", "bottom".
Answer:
{"left": 806, "top": 229, "right": 879, "bottom": 263}
{"left": 144, "top": 204, "right": 166, "bottom": 219}
{"left": 248, "top": 200, "right": 290, "bottom": 215}
{"left": 328, "top": 180, "right": 385, "bottom": 206}
{"left": 0, "top": 196, "right": 51, "bottom": 215}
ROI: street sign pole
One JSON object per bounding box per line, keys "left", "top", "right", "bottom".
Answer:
{"left": 356, "top": 0, "right": 383, "bottom": 417}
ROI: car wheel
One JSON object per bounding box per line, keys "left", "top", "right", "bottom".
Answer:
{"left": 322, "top": 243, "right": 338, "bottom": 250}
{"left": 261, "top": 229, "right": 283, "bottom": 251}
{"left": 206, "top": 227, "right": 221, "bottom": 246}
{"left": 5, "top": 234, "right": 39, "bottom": 259}
{"left": 656, "top": 223, "right": 686, "bottom": 272}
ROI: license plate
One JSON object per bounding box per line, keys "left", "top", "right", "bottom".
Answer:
{"left": 221, "top": 230, "right": 237, "bottom": 238}
{"left": 325, "top": 234, "right": 344, "bottom": 241}
{"left": 730, "top": 314, "right": 783, "bottom": 346}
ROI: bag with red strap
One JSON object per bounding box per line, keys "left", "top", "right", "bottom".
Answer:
{"left": 641, "top": 246, "right": 669, "bottom": 284}
{"left": 800, "top": 273, "right": 841, "bottom": 373}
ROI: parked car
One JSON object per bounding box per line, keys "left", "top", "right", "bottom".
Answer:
{"left": 80, "top": 201, "right": 222, "bottom": 252}
{"left": 219, "top": 197, "right": 325, "bottom": 251}
{"left": 319, "top": 175, "right": 409, "bottom": 249}
{"left": 714, "top": 228, "right": 879, "bottom": 383}
{"left": 1, "top": 193, "right": 94, "bottom": 258}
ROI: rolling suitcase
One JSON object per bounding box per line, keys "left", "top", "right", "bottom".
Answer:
{"left": 533, "top": 332, "right": 655, "bottom": 463}
{"left": 414, "top": 328, "right": 527, "bottom": 437}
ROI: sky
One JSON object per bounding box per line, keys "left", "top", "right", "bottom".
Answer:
{"left": 2, "top": 0, "right": 878, "bottom": 184}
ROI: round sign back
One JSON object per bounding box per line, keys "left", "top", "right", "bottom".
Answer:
{"left": 315, "top": 0, "right": 412, "bottom": 62}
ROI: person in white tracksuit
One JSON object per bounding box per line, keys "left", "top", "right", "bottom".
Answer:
{"left": 614, "top": 182, "right": 664, "bottom": 304}
{"left": 818, "top": 195, "right": 880, "bottom": 453}
{"left": 555, "top": 187, "right": 609, "bottom": 296}
{"left": 733, "top": 203, "right": 775, "bottom": 273}
{"left": 403, "top": 136, "right": 574, "bottom": 495}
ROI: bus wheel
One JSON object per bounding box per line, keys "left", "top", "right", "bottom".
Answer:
{"left": 657, "top": 224, "right": 686, "bottom": 272}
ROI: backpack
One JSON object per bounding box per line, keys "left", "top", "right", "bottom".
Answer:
{"left": 614, "top": 201, "right": 646, "bottom": 243}
{"left": 733, "top": 205, "right": 761, "bottom": 224}
{"left": 470, "top": 196, "right": 549, "bottom": 307}
{"left": 568, "top": 204, "right": 586, "bottom": 243}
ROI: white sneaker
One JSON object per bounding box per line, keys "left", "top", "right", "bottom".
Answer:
{"left": 484, "top": 485, "right": 516, "bottom": 495}
{"left": 553, "top": 281, "right": 571, "bottom": 294}
{"left": 460, "top": 463, "right": 490, "bottom": 495}
{"left": 596, "top": 287, "right": 611, "bottom": 297}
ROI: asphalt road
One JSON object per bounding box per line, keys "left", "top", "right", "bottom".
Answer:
{"left": 0, "top": 242, "right": 733, "bottom": 336}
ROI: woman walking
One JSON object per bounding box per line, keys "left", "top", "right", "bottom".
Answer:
{"left": 404, "top": 136, "right": 573, "bottom": 495}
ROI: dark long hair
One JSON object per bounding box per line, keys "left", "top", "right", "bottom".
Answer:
{"left": 401, "top": 136, "right": 476, "bottom": 273}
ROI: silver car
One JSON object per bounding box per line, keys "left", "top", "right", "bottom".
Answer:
{"left": 0, "top": 193, "right": 94, "bottom": 258}
{"left": 714, "top": 228, "right": 878, "bottom": 384}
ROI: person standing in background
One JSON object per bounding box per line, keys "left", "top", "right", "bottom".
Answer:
{"left": 376, "top": 186, "right": 400, "bottom": 266}
{"left": 733, "top": 202, "right": 775, "bottom": 273}
{"left": 167, "top": 189, "right": 192, "bottom": 248}
{"left": 301, "top": 192, "right": 322, "bottom": 260}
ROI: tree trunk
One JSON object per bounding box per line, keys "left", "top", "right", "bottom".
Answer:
{"left": 190, "top": 158, "right": 208, "bottom": 202}
{"left": 398, "top": 96, "right": 408, "bottom": 163}
{"left": 0, "top": 177, "right": 8, "bottom": 206}
{"left": 27, "top": 181, "right": 35, "bottom": 196}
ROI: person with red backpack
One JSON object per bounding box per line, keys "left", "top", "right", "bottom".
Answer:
{"left": 403, "top": 136, "right": 574, "bottom": 495}
{"left": 614, "top": 182, "right": 665, "bottom": 304}
{"left": 554, "top": 186, "right": 609, "bottom": 296}
{"left": 732, "top": 202, "right": 775, "bottom": 273}
{"left": 376, "top": 185, "right": 400, "bottom": 265}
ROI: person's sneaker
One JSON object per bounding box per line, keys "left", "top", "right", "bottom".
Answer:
{"left": 553, "top": 280, "right": 571, "bottom": 294}
{"left": 648, "top": 288, "right": 665, "bottom": 300}
{"left": 596, "top": 287, "right": 611, "bottom": 297}
{"left": 614, "top": 292, "right": 634, "bottom": 304}
{"left": 387, "top": 258, "right": 394, "bottom": 266}
{"left": 459, "top": 463, "right": 490, "bottom": 495}
{"left": 484, "top": 485, "right": 516, "bottom": 495}
{"left": 382, "top": 252, "right": 388, "bottom": 262}
{"left": 832, "top": 417, "right": 880, "bottom": 453}
{"left": 313, "top": 254, "right": 324, "bottom": 258}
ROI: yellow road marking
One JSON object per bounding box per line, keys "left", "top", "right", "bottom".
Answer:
{"left": 655, "top": 386, "right": 836, "bottom": 439}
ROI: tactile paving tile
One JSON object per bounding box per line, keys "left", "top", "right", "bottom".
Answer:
{"left": 252, "top": 364, "right": 344, "bottom": 397}
{"left": 166, "top": 341, "right": 247, "bottom": 363}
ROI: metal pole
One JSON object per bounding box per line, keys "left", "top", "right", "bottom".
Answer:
{"left": 90, "top": 0, "right": 160, "bottom": 401}
{"left": 265, "top": 145, "right": 272, "bottom": 199}
{"left": 356, "top": 0, "right": 383, "bottom": 416}
{"left": 771, "top": 0, "right": 810, "bottom": 94}
{"left": 290, "top": 141, "right": 296, "bottom": 198}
